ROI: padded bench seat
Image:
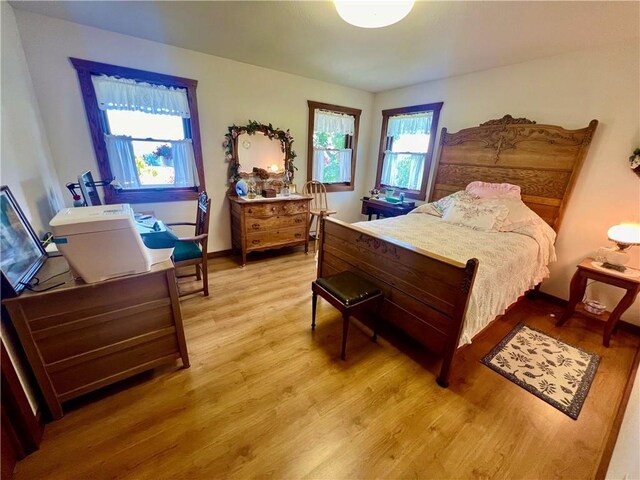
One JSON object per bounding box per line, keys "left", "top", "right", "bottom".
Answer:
{"left": 311, "top": 271, "right": 383, "bottom": 360}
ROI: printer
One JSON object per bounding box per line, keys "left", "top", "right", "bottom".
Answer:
{"left": 50, "top": 204, "right": 178, "bottom": 283}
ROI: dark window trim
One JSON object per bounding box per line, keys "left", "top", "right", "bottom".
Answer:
{"left": 307, "top": 100, "right": 361, "bottom": 193}
{"left": 70, "top": 57, "right": 206, "bottom": 204}
{"left": 375, "top": 102, "right": 443, "bottom": 201}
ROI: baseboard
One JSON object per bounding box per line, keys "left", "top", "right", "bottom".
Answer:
{"left": 207, "top": 249, "right": 233, "bottom": 259}
{"left": 534, "top": 291, "right": 640, "bottom": 337}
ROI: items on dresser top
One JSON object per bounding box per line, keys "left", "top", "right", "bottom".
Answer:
{"left": 2, "top": 256, "right": 189, "bottom": 420}
{"left": 229, "top": 194, "right": 312, "bottom": 266}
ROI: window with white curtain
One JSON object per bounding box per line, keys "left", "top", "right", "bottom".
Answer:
{"left": 71, "top": 58, "right": 205, "bottom": 204}
{"left": 376, "top": 102, "right": 443, "bottom": 201}
{"left": 307, "top": 101, "right": 361, "bottom": 192}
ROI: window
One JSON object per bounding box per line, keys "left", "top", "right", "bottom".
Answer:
{"left": 307, "top": 101, "right": 361, "bottom": 192}
{"left": 376, "top": 102, "right": 443, "bottom": 200}
{"left": 71, "top": 58, "right": 205, "bottom": 204}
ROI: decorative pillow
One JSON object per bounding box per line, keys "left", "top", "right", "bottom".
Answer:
{"left": 410, "top": 203, "right": 441, "bottom": 216}
{"left": 442, "top": 199, "right": 509, "bottom": 232}
{"left": 466, "top": 181, "right": 521, "bottom": 199}
{"left": 482, "top": 197, "right": 541, "bottom": 232}
{"left": 430, "top": 190, "right": 477, "bottom": 216}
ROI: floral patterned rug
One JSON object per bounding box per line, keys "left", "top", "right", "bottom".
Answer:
{"left": 481, "top": 323, "right": 600, "bottom": 419}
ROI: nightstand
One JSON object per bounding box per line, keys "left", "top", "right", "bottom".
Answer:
{"left": 361, "top": 197, "right": 415, "bottom": 220}
{"left": 556, "top": 257, "right": 640, "bottom": 347}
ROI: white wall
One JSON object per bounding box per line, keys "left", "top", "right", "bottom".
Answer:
{"left": 0, "top": 2, "right": 64, "bottom": 415}
{"left": 1, "top": 3, "right": 64, "bottom": 235}
{"left": 607, "top": 367, "right": 640, "bottom": 480}
{"left": 366, "top": 41, "right": 640, "bottom": 325}
{"left": 13, "top": 9, "right": 374, "bottom": 252}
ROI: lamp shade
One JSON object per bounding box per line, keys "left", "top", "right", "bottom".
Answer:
{"left": 608, "top": 223, "right": 640, "bottom": 247}
{"left": 334, "top": 1, "right": 415, "bottom": 28}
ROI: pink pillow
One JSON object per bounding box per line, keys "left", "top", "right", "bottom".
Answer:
{"left": 466, "top": 181, "right": 521, "bottom": 199}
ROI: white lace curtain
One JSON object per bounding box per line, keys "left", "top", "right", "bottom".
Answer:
{"left": 387, "top": 112, "right": 433, "bottom": 137}
{"left": 314, "top": 109, "right": 355, "bottom": 135}
{"left": 104, "top": 135, "right": 140, "bottom": 189}
{"left": 92, "top": 75, "right": 191, "bottom": 118}
{"left": 313, "top": 149, "right": 352, "bottom": 183}
{"left": 380, "top": 153, "right": 425, "bottom": 190}
{"left": 104, "top": 135, "right": 199, "bottom": 188}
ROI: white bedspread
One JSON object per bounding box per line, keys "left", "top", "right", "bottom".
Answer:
{"left": 352, "top": 213, "right": 556, "bottom": 345}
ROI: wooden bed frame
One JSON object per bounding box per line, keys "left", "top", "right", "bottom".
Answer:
{"left": 317, "top": 115, "right": 598, "bottom": 387}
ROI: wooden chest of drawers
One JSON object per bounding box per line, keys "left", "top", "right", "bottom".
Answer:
{"left": 2, "top": 257, "right": 189, "bottom": 419}
{"left": 229, "top": 195, "right": 312, "bottom": 266}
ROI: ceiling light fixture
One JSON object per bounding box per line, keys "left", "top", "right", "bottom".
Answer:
{"left": 334, "top": 1, "right": 415, "bottom": 29}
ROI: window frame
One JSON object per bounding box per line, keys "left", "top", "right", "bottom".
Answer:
{"left": 70, "top": 58, "right": 206, "bottom": 204}
{"left": 306, "top": 100, "right": 361, "bottom": 193}
{"left": 375, "top": 102, "right": 443, "bottom": 201}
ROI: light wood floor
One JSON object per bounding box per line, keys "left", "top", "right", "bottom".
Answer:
{"left": 15, "top": 249, "right": 639, "bottom": 479}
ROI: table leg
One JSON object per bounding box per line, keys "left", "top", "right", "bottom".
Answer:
{"left": 557, "top": 270, "right": 587, "bottom": 326}
{"left": 603, "top": 288, "right": 639, "bottom": 347}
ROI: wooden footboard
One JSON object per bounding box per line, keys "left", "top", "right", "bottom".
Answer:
{"left": 318, "top": 215, "right": 478, "bottom": 387}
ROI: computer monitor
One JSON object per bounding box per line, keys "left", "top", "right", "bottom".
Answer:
{"left": 78, "top": 171, "right": 102, "bottom": 207}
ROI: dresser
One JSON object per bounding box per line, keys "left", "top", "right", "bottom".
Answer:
{"left": 229, "top": 194, "right": 312, "bottom": 266}
{"left": 2, "top": 257, "right": 189, "bottom": 420}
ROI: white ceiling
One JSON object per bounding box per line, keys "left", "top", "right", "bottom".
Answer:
{"left": 9, "top": 1, "right": 640, "bottom": 93}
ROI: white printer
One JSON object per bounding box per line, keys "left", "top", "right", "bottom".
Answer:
{"left": 50, "top": 204, "right": 176, "bottom": 283}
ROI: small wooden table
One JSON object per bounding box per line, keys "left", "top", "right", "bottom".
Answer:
{"left": 556, "top": 257, "right": 640, "bottom": 347}
{"left": 361, "top": 197, "right": 416, "bottom": 220}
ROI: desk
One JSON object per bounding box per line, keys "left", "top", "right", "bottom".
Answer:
{"left": 556, "top": 257, "right": 640, "bottom": 347}
{"left": 361, "top": 197, "right": 416, "bottom": 220}
{"left": 2, "top": 257, "right": 189, "bottom": 419}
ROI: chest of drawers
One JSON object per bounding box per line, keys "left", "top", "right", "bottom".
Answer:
{"left": 228, "top": 194, "right": 312, "bottom": 266}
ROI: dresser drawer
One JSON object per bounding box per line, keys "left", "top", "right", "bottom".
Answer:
{"left": 246, "top": 226, "right": 306, "bottom": 250}
{"left": 244, "top": 204, "right": 280, "bottom": 217}
{"left": 281, "top": 201, "right": 309, "bottom": 216}
{"left": 246, "top": 214, "right": 307, "bottom": 232}
{"left": 244, "top": 201, "right": 309, "bottom": 218}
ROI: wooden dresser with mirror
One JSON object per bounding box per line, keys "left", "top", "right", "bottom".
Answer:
{"left": 229, "top": 195, "right": 311, "bottom": 266}
{"left": 225, "top": 120, "right": 312, "bottom": 266}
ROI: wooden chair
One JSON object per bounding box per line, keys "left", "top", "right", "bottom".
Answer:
{"left": 167, "top": 191, "right": 211, "bottom": 297}
{"left": 302, "top": 180, "right": 336, "bottom": 251}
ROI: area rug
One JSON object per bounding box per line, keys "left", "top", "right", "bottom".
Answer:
{"left": 481, "top": 323, "right": 600, "bottom": 419}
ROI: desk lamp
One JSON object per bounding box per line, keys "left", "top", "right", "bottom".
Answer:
{"left": 601, "top": 223, "right": 640, "bottom": 272}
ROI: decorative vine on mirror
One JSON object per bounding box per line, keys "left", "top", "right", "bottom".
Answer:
{"left": 223, "top": 120, "right": 297, "bottom": 187}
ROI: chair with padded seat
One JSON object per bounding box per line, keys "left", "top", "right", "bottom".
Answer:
{"left": 167, "top": 191, "right": 211, "bottom": 297}
{"left": 311, "top": 270, "right": 383, "bottom": 360}
{"left": 302, "top": 180, "right": 337, "bottom": 252}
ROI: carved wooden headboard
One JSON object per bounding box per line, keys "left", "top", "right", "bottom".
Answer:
{"left": 430, "top": 115, "right": 598, "bottom": 233}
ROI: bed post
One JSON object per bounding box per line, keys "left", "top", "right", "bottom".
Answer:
{"left": 316, "top": 212, "right": 326, "bottom": 279}
{"left": 436, "top": 258, "right": 479, "bottom": 388}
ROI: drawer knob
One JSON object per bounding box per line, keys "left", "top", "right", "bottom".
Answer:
{"left": 295, "top": 233, "right": 302, "bottom": 238}
{"left": 248, "top": 208, "right": 253, "bottom": 214}
{"left": 295, "top": 217, "right": 303, "bottom": 224}
{"left": 252, "top": 239, "right": 260, "bottom": 245}
{"left": 252, "top": 223, "right": 260, "bottom": 229}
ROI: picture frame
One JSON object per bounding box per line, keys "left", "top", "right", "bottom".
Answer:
{"left": 0, "top": 185, "right": 47, "bottom": 297}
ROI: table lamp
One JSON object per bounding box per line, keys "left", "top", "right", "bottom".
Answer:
{"left": 601, "top": 223, "right": 640, "bottom": 272}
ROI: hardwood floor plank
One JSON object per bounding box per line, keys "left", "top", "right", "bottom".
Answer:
{"left": 14, "top": 249, "right": 639, "bottom": 479}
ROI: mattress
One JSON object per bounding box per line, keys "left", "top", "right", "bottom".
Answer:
{"left": 353, "top": 212, "right": 556, "bottom": 345}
